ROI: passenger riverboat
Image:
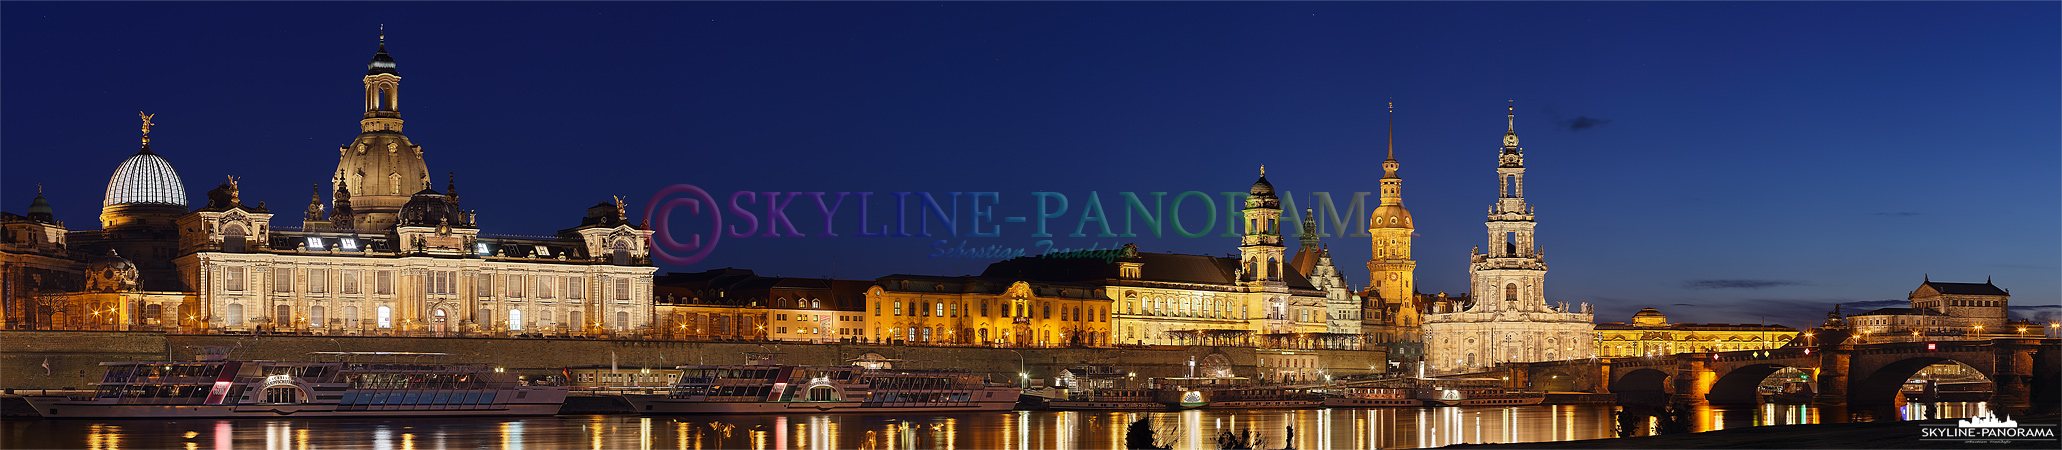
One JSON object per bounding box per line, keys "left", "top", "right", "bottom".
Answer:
{"left": 621, "top": 363, "right": 1019, "bottom": 414}
{"left": 1147, "top": 377, "right": 1322, "bottom": 409}
{"left": 24, "top": 351, "right": 567, "bottom": 418}
{"left": 1047, "top": 388, "right": 1165, "bottom": 411}
{"left": 1319, "top": 387, "right": 1424, "bottom": 407}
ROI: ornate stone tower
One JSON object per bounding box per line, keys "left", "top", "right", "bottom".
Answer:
{"left": 1471, "top": 103, "right": 1549, "bottom": 310}
{"left": 1368, "top": 102, "right": 1416, "bottom": 305}
{"left": 334, "top": 30, "right": 431, "bottom": 232}
{"left": 1240, "top": 167, "right": 1286, "bottom": 284}
{"left": 1423, "top": 102, "right": 1594, "bottom": 373}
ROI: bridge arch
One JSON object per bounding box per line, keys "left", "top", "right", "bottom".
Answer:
{"left": 1851, "top": 356, "right": 1987, "bottom": 406}
{"left": 1614, "top": 368, "right": 1671, "bottom": 393}
{"left": 1706, "top": 363, "right": 1799, "bottom": 405}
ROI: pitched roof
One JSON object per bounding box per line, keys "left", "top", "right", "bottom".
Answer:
{"left": 1921, "top": 281, "right": 2009, "bottom": 296}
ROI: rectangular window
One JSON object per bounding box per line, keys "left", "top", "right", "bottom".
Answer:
{"left": 777, "top": 327, "right": 788, "bottom": 334}
{"left": 422, "top": 270, "right": 451, "bottom": 295}
{"left": 345, "top": 306, "right": 359, "bottom": 328}
{"left": 225, "top": 267, "right": 245, "bottom": 291}
{"left": 537, "top": 276, "right": 554, "bottom": 299}
{"left": 376, "top": 271, "right": 393, "bottom": 295}
{"left": 507, "top": 275, "right": 524, "bottom": 297}
{"left": 310, "top": 306, "right": 325, "bottom": 327}
{"left": 309, "top": 269, "right": 328, "bottom": 293}
{"left": 615, "top": 278, "right": 630, "bottom": 301}
{"left": 477, "top": 274, "right": 492, "bottom": 298}
{"left": 566, "top": 277, "right": 584, "bottom": 300}
{"left": 272, "top": 268, "right": 293, "bottom": 292}
{"left": 343, "top": 270, "right": 360, "bottom": 294}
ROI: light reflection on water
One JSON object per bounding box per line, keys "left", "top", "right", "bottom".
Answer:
{"left": 6, "top": 402, "right": 1994, "bottom": 450}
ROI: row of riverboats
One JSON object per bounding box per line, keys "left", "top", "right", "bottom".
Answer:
{"left": 20, "top": 351, "right": 1538, "bottom": 418}
{"left": 1041, "top": 377, "right": 1545, "bottom": 411}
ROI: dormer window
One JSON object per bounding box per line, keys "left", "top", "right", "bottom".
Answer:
{"left": 476, "top": 243, "right": 491, "bottom": 256}
{"left": 535, "top": 245, "right": 551, "bottom": 257}
{"left": 340, "top": 238, "right": 359, "bottom": 251}
{"left": 306, "top": 237, "right": 324, "bottom": 250}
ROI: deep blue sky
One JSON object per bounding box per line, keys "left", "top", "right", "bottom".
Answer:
{"left": 5, "top": 2, "right": 2056, "bottom": 328}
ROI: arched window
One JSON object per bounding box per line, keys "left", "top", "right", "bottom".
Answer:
{"left": 309, "top": 306, "right": 325, "bottom": 328}
{"left": 377, "top": 305, "right": 393, "bottom": 328}
{"left": 1267, "top": 258, "right": 1278, "bottom": 279}
{"left": 226, "top": 304, "right": 245, "bottom": 326}
{"left": 509, "top": 309, "right": 523, "bottom": 331}
{"left": 1504, "top": 283, "right": 1518, "bottom": 302}
{"left": 615, "top": 311, "right": 629, "bottom": 330}
{"left": 344, "top": 306, "right": 359, "bottom": 328}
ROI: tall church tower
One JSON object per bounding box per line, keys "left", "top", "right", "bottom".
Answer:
{"left": 334, "top": 29, "right": 432, "bottom": 232}
{"left": 1240, "top": 167, "right": 1286, "bottom": 285}
{"left": 1470, "top": 103, "right": 1547, "bottom": 310}
{"left": 1422, "top": 102, "right": 1594, "bottom": 374}
{"left": 1368, "top": 102, "right": 1416, "bottom": 305}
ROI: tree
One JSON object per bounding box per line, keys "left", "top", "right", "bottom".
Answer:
{"left": 1126, "top": 417, "right": 1172, "bottom": 450}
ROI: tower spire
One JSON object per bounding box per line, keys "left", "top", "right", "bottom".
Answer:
{"left": 1386, "top": 100, "right": 1395, "bottom": 161}
{"left": 1502, "top": 100, "right": 1520, "bottom": 151}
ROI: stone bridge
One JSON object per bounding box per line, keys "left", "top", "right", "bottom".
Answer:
{"left": 1495, "top": 336, "right": 2058, "bottom": 410}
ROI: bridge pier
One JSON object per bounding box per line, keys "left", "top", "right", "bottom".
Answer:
{"left": 1987, "top": 339, "right": 2037, "bottom": 410}
{"left": 1811, "top": 342, "right": 1852, "bottom": 407}
{"left": 1673, "top": 353, "right": 1713, "bottom": 405}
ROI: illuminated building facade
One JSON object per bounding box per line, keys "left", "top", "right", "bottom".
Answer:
{"left": 1595, "top": 308, "right": 1796, "bottom": 357}
{"left": 864, "top": 276, "right": 1113, "bottom": 346}
{"left": 1424, "top": 105, "right": 1596, "bottom": 373}
{"left": 1846, "top": 278, "right": 2015, "bottom": 341}
{"left": 651, "top": 268, "right": 869, "bottom": 342}
{"left": 1, "top": 36, "right": 658, "bottom": 335}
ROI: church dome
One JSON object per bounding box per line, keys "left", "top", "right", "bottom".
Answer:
{"left": 1370, "top": 204, "right": 1412, "bottom": 229}
{"left": 1249, "top": 176, "right": 1276, "bottom": 198}
{"left": 367, "top": 42, "right": 398, "bottom": 76}
{"left": 103, "top": 148, "right": 187, "bottom": 208}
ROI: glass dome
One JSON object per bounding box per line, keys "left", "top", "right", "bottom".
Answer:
{"left": 103, "top": 148, "right": 187, "bottom": 207}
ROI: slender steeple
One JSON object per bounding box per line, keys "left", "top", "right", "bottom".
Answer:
{"left": 1299, "top": 207, "right": 1320, "bottom": 249}
{"left": 306, "top": 183, "right": 326, "bottom": 221}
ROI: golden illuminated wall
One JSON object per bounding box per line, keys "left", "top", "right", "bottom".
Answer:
{"left": 1595, "top": 325, "right": 1795, "bottom": 357}
{"left": 864, "top": 281, "right": 1111, "bottom": 347}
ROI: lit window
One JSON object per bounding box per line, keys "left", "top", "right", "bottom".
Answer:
{"left": 306, "top": 237, "right": 324, "bottom": 250}
{"left": 476, "top": 243, "right": 491, "bottom": 256}
{"left": 535, "top": 246, "right": 551, "bottom": 257}
{"left": 341, "top": 238, "right": 359, "bottom": 251}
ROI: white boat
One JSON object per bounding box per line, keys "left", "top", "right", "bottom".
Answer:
{"left": 24, "top": 351, "right": 566, "bottom": 418}
{"left": 621, "top": 364, "right": 1018, "bottom": 414}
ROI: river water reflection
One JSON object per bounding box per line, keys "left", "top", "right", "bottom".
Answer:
{"left": 1, "top": 402, "right": 1994, "bottom": 450}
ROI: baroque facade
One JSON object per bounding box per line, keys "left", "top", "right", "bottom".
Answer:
{"left": 1424, "top": 104, "right": 1596, "bottom": 373}
{"left": 1595, "top": 308, "right": 1796, "bottom": 357}
{"left": 1, "top": 36, "right": 658, "bottom": 336}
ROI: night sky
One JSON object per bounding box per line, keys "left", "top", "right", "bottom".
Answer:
{"left": 5, "top": 2, "right": 2056, "bottom": 328}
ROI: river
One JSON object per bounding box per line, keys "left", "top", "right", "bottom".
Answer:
{"left": 0, "top": 402, "right": 1997, "bottom": 450}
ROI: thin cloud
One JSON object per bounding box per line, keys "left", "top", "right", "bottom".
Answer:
{"left": 1683, "top": 279, "right": 1806, "bottom": 290}
{"left": 1671, "top": 303, "right": 1695, "bottom": 307}
{"left": 1564, "top": 116, "right": 1612, "bottom": 131}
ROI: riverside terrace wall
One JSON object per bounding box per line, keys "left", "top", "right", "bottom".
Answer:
{"left": 2, "top": 331, "right": 1386, "bottom": 390}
